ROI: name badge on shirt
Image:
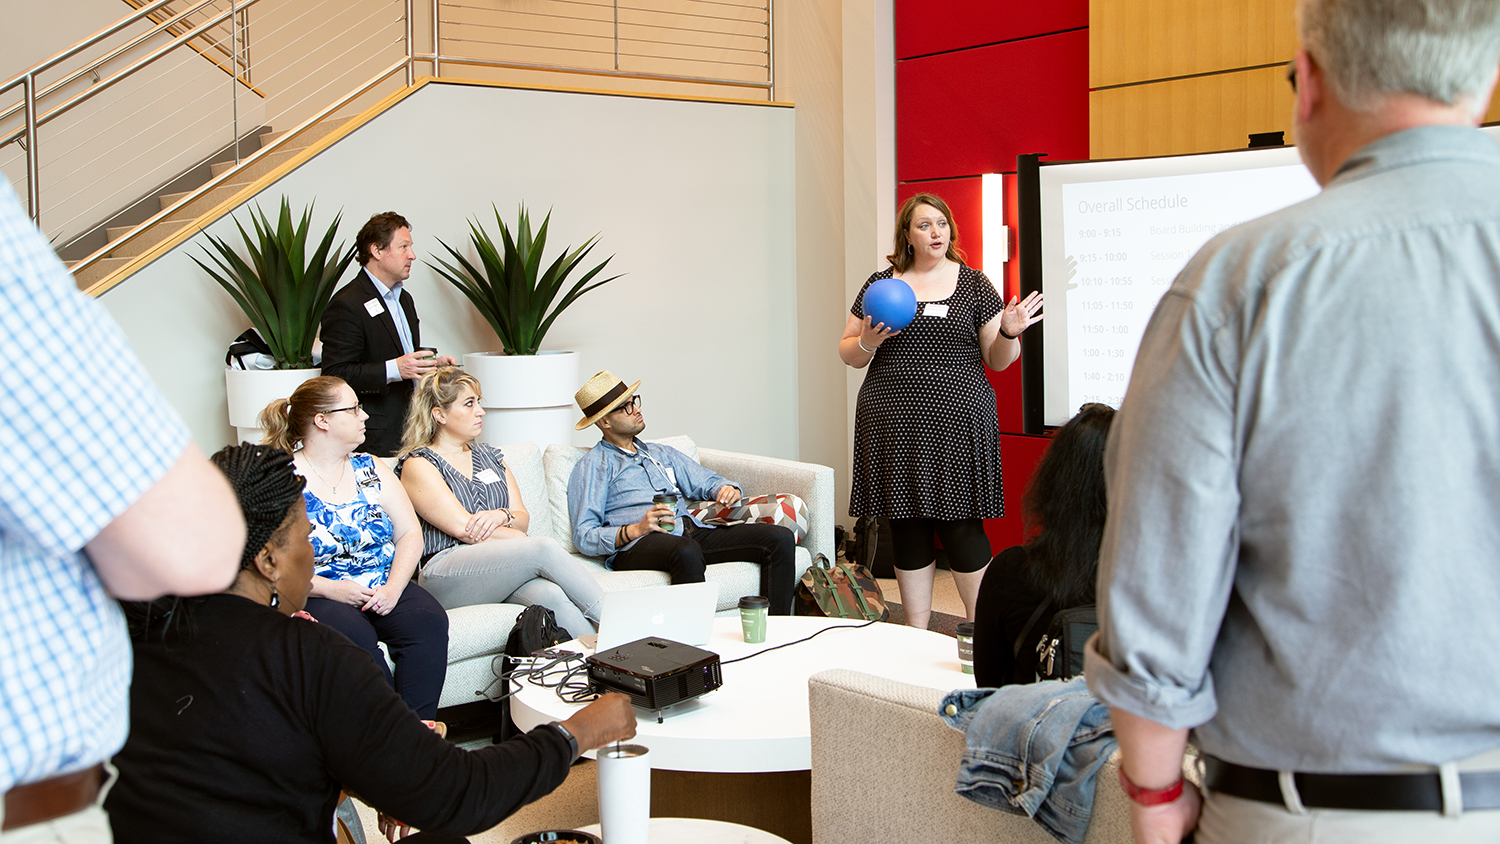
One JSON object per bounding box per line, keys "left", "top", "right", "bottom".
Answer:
{"left": 364, "top": 298, "right": 385, "bottom": 317}
{"left": 923, "top": 303, "right": 949, "bottom": 318}
{"left": 474, "top": 468, "right": 502, "bottom": 484}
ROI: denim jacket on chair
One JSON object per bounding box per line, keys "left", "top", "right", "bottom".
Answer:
{"left": 940, "top": 677, "right": 1116, "bottom": 844}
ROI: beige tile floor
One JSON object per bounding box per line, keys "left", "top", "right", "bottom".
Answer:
{"left": 875, "top": 566, "right": 967, "bottom": 618}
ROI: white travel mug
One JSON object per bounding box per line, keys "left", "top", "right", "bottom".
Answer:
{"left": 596, "top": 743, "right": 651, "bottom": 844}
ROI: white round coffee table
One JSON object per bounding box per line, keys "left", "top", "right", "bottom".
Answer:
{"left": 511, "top": 615, "right": 973, "bottom": 773}
{"left": 576, "top": 817, "right": 791, "bottom": 843}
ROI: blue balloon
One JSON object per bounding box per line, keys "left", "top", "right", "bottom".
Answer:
{"left": 864, "top": 277, "right": 918, "bottom": 331}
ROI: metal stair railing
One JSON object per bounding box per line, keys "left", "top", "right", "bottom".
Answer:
{"left": 1, "top": 0, "right": 773, "bottom": 288}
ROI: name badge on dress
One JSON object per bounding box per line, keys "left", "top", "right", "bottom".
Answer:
{"left": 923, "top": 303, "right": 949, "bottom": 318}
{"left": 474, "top": 468, "right": 501, "bottom": 484}
{"left": 364, "top": 298, "right": 385, "bottom": 317}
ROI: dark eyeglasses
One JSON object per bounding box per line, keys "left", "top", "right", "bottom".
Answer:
{"left": 613, "top": 395, "right": 642, "bottom": 414}
{"left": 1285, "top": 60, "right": 1297, "bottom": 93}
{"left": 322, "top": 403, "right": 364, "bottom": 416}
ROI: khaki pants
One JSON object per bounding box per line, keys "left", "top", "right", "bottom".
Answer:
{"left": 0, "top": 763, "right": 115, "bottom": 844}
{"left": 1198, "top": 791, "right": 1500, "bottom": 844}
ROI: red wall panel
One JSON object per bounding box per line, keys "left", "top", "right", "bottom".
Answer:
{"left": 896, "top": 0, "right": 1089, "bottom": 59}
{"left": 897, "top": 30, "right": 1089, "bottom": 182}
{"left": 984, "top": 432, "right": 1053, "bottom": 552}
{"left": 897, "top": 177, "right": 983, "bottom": 269}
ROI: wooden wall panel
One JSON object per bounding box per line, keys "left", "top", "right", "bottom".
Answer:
{"left": 897, "top": 30, "right": 1089, "bottom": 182}
{"left": 896, "top": 0, "right": 1088, "bottom": 60}
{"left": 1091, "top": 0, "right": 1297, "bottom": 88}
{"left": 1091, "top": 64, "right": 1294, "bottom": 158}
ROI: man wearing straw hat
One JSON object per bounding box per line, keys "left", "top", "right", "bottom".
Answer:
{"left": 567, "top": 370, "right": 795, "bottom": 615}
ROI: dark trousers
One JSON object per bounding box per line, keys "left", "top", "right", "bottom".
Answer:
{"left": 611, "top": 521, "right": 797, "bottom": 615}
{"left": 888, "top": 517, "right": 992, "bottom": 573}
{"left": 305, "top": 582, "right": 449, "bottom": 719}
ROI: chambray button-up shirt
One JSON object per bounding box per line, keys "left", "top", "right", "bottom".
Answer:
{"left": 0, "top": 180, "right": 189, "bottom": 791}
{"left": 567, "top": 439, "right": 737, "bottom": 562}
{"left": 1085, "top": 126, "right": 1500, "bottom": 772}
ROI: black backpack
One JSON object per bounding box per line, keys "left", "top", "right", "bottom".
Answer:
{"left": 1014, "top": 603, "right": 1098, "bottom": 682}
{"left": 491, "top": 606, "right": 569, "bottom": 742}
{"left": 504, "top": 604, "right": 569, "bottom": 659}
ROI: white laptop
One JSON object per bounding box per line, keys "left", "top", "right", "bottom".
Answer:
{"left": 593, "top": 581, "right": 720, "bottom": 652}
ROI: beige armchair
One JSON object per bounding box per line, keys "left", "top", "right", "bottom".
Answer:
{"left": 808, "top": 669, "right": 1141, "bottom": 844}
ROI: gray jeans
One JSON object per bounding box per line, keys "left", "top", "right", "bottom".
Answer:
{"left": 418, "top": 535, "right": 604, "bottom": 638}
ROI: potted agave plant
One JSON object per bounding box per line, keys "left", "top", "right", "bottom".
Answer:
{"left": 430, "top": 204, "right": 621, "bottom": 447}
{"left": 195, "top": 197, "right": 354, "bottom": 443}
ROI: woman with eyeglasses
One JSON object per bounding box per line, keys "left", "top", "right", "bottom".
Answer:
{"left": 396, "top": 367, "right": 604, "bottom": 638}
{"left": 260, "top": 375, "right": 449, "bottom": 719}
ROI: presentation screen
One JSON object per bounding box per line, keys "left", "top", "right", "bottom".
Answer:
{"left": 1036, "top": 146, "right": 1319, "bottom": 426}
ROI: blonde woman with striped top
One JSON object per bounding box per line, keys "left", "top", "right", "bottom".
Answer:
{"left": 396, "top": 367, "right": 603, "bottom": 637}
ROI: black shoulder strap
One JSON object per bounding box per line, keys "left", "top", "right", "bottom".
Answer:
{"left": 1013, "top": 602, "right": 1053, "bottom": 659}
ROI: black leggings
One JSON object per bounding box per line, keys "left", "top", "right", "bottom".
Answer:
{"left": 887, "top": 517, "right": 992, "bottom": 573}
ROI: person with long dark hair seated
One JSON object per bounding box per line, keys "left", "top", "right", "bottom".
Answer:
{"left": 106, "top": 444, "right": 636, "bottom": 844}
{"left": 397, "top": 367, "right": 604, "bottom": 638}
{"left": 260, "top": 375, "right": 448, "bottom": 719}
{"left": 971, "top": 403, "right": 1114, "bottom": 687}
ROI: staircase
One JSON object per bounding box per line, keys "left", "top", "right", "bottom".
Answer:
{"left": 68, "top": 117, "right": 346, "bottom": 291}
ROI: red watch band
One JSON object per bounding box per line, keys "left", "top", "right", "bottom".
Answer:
{"left": 1118, "top": 768, "right": 1184, "bottom": 806}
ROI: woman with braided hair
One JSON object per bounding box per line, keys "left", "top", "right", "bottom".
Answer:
{"left": 261, "top": 375, "right": 448, "bottom": 719}
{"left": 107, "top": 444, "right": 636, "bottom": 843}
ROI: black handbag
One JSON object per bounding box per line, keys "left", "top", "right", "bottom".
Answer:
{"left": 1013, "top": 602, "right": 1097, "bottom": 682}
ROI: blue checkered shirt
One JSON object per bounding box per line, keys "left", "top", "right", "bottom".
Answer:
{"left": 0, "top": 180, "right": 188, "bottom": 791}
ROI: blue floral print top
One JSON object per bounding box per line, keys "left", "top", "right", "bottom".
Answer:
{"left": 303, "top": 453, "right": 394, "bottom": 588}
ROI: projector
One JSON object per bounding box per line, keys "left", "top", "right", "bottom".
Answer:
{"left": 587, "top": 637, "right": 722, "bottom": 714}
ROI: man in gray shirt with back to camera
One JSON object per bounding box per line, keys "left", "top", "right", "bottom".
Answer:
{"left": 1084, "top": 1, "right": 1500, "bottom": 842}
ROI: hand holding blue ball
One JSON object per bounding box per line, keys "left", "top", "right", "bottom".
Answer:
{"left": 864, "top": 277, "right": 918, "bottom": 332}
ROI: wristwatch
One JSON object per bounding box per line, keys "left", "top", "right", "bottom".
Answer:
{"left": 547, "top": 721, "right": 580, "bottom": 762}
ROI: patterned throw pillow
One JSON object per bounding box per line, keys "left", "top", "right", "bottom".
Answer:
{"left": 688, "top": 493, "right": 810, "bottom": 544}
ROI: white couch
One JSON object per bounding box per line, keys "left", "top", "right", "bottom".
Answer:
{"left": 434, "top": 435, "right": 832, "bottom": 709}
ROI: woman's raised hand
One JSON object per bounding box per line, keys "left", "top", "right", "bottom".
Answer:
{"left": 999, "top": 291, "right": 1044, "bottom": 338}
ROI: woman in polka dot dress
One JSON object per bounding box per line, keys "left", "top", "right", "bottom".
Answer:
{"left": 839, "top": 193, "right": 1043, "bottom": 629}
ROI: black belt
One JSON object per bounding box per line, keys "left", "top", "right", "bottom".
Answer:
{"left": 1203, "top": 756, "right": 1500, "bottom": 812}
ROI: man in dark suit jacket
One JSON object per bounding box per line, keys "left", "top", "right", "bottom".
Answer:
{"left": 321, "top": 212, "right": 455, "bottom": 456}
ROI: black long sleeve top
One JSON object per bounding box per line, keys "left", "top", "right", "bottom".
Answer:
{"left": 106, "top": 594, "right": 571, "bottom": 843}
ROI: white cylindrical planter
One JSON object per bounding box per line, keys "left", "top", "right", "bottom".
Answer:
{"left": 225, "top": 367, "right": 320, "bottom": 445}
{"left": 463, "top": 350, "right": 580, "bottom": 449}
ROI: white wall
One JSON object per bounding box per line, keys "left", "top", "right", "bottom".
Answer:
{"left": 100, "top": 81, "right": 798, "bottom": 458}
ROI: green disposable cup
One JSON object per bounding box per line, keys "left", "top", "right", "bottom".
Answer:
{"left": 956, "top": 621, "right": 975, "bottom": 674}
{"left": 652, "top": 492, "right": 678, "bottom": 533}
{"left": 739, "top": 595, "right": 770, "bottom": 644}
